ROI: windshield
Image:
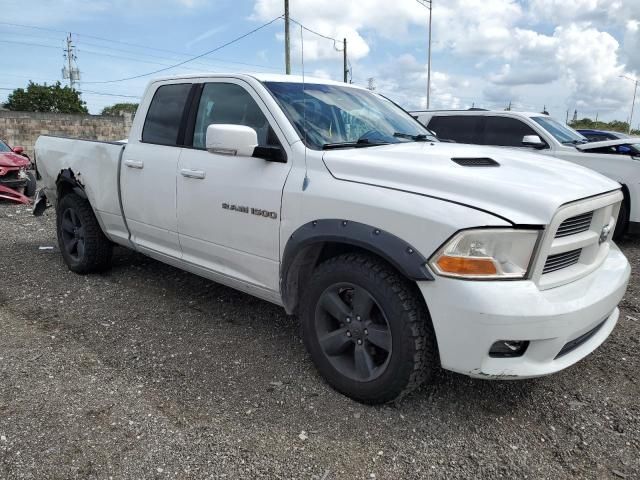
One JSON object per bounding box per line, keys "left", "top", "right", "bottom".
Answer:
{"left": 0, "top": 140, "right": 11, "bottom": 153}
{"left": 265, "top": 82, "right": 436, "bottom": 149}
{"left": 531, "top": 116, "right": 588, "bottom": 145}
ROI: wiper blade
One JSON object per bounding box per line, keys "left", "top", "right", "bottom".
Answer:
{"left": 393, "top": 132, "right": 430, "bottom": 141}
{"left": 321, "top": 139, "right": 390, "bottom": 150}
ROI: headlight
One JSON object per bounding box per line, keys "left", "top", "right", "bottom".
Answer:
{"left": 429, "top": 229, "right": 540, "bottom": 279}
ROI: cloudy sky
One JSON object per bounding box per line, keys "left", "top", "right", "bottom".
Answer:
{"left": 1, "top": 0, "right": 639, "bottom": 124}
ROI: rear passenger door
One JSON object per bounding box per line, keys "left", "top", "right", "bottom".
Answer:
{"left": 121, "top": 82, "right": 192, "bottom": 258}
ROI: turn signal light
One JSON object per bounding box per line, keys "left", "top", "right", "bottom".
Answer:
{"left": 436, "top": 256, "right": 498, "bottom": 276}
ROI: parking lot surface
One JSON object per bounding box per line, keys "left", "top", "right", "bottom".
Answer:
{"left": 0, "top": 201, "right": 638, "bottom": 479}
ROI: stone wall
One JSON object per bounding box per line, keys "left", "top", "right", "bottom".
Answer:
{"left": 0, "top": 111, "right": 133, "bottom": 157}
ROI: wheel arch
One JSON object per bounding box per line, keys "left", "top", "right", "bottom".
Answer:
{"left": 280, "top": 219, "right": 434, "bottom": 314}
{"left": 56, "top": 168, "right": 87, "bottom": 203}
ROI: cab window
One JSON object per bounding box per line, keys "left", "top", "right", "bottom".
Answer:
{"left": 193, "top": 83, "right": 276, "bottom": 149}
{"left": 427, "top": 116, "right": 481, "bottom": 144}
{"left": 142, "top": 83, "right": 191, "bottom": 146}
{"left": 482, "top": 116, "right": 541, "bottom": 147}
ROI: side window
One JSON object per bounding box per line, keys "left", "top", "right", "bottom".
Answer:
{"left": 483, "top": 116, "right": 540, "bottom": 147}
{"left": 142, "top": 83, "right": 191, "bottom": 146}
{"left": 427, "top": 116, "right": 480, "bottom": 144}
{"left": 193, "top": 83, "right": 274, "bottom": 149}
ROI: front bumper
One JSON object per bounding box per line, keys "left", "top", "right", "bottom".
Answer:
{"left": 419, "top": 243, "right": 630, "bottom": 378}
{"left": 0, "top": 168, "right": 31, "bottom": 204}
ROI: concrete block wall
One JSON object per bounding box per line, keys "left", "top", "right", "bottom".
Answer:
{"left": 0, "top": 111, "right": 133, "bottom": 157}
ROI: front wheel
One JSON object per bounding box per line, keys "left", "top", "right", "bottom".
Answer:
{"left": 300, "top": 253, "right": 437, "bottom": 404}
{"left": 613, "top": 198, "right": 629, "bottom": 240}
{"left": 56, "top": 193, "right": 113, "bottom": 274}
{"left": 24, "top": 171, "right": 37, "bottom": 198}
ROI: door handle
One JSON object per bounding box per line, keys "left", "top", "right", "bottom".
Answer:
{"left": 124, "top": 159, "right": 144, "bottom": 169}
{"left": 180, "top": 168, "right": 206, "bottom": 179}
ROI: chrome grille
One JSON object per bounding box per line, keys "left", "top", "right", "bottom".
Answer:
{"left": 543, "top": 248, "right": 582, "bottom": 274}
{"left": 555, "top": 211, "right": 593, "bottom": 238}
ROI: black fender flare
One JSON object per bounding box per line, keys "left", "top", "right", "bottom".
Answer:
{"left": 280, "top": 219, "right": 433, "bottom": 313}
{"left": 56, "top": 168, "right": 87, "bottom": 200}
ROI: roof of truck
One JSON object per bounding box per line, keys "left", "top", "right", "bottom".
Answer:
{"left": 410, "top": 109, "right": 546, "bottom": 118}
{"left": 150, "top": 72, "right": 359, "bottom": 88}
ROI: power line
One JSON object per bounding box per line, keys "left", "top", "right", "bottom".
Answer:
{"left": 0, "top": 22, "right": 282, "bottom": 73}
{"left": 0, "top": 85, "right": 140, "bottom": 98}
{"left": 80, "top": 15, "right": 284, "bottom": 84}
{"left": 0, "top": 38, "right": 60, "bottom": 50}
{"left": 288, "top": 17, "right": 343, "bottom": 51}
{"left": 80, "top": 90, "right": 140, "bottom": 99}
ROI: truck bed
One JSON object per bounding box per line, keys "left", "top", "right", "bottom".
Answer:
{"left": 35, "top": 135, "right": 129, "bottom": 244}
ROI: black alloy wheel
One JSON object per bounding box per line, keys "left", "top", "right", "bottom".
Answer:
{"left": 315, "top": 282, "right": 393, "bottom": 382}
{"left": 60, "top": 206, "right": 86, "bottom": 262}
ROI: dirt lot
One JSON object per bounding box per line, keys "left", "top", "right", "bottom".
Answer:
{"left": 0, "top": 201, "right": 638, "bottom": 480}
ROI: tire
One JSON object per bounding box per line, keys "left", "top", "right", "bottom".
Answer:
{"left": 24, "top": 171, "right": 37, "bottom": 198}
{"left": 300, "top": 253, "right": 437, "bottom": 404}
{"left": 56, "top": 193, "right": 113, "bottom": 274}
{"left": 614, "top": 197, "right": 629, "bottom": 240}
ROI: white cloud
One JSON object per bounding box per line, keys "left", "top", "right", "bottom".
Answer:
{"left": 251, "top": 0, "right": 430, "bottom": 61}
{"left": 186, "top": 26, "right": 226, "bottom": 49}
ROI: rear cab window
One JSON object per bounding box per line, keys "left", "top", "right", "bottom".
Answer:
{"left": 142, "top": 83, "right": 192, "bottom": 146}
{"left": 427, "top": 116, "right": 482, "bottom": 144}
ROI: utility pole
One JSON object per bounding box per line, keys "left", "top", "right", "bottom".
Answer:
{"left": 620, "top": 75, "right": 639, "bottom": 134}
{"left": 284, "top": 0, "right": 291, "bottom": 75}
{"left": 62, "top": 33, "right": 80, "bottom": 89}
{"left": 427, "top": 0, "right": 432, "bottom": 109}
{"left": 367, "top": 77, "right": 375, "bottom": 91}
{"left": 343, "top": 38, "right": 348, "bottom": 83}
{"left": 416, "top": 0, "right": 433, "bottom": 109}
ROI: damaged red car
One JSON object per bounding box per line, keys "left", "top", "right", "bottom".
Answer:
{"left": 0, "top": 139, "right": 36, "bottom": 204}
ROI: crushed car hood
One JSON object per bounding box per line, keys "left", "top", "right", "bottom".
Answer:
{"left": 576, "top": 137, "right": 640, "bottom": 151}
{"left": 0, "top": 151, "right": 30, "bottom": 168}
{"left": 322, "top": 142, "right": 620, "bottom": 225}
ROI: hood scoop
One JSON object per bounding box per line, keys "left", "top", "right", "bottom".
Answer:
{"left": 451, "top": 157, "right": 499, "bottom": 167}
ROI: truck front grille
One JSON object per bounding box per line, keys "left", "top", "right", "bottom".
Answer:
{"left": 555, "top": 211, "right": 593, "bottom": 238}
{"left": 543, "top": 249, "right": 581, "bottom": 274}
{"left": 535, "top": 191, "right": 622, "bottom": 289}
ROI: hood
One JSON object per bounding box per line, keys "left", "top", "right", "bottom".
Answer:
{"left": 0, "top": 151, "right": 30, "bottom": 168}
{"left": 322, "top": 142, "right": 620, "bottom": 225}
{"left": 576, "top": 137, "right": 640, "bottom": 151}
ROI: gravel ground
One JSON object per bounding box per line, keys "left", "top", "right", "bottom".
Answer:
{"left": 0, "top": 200, "right": 638, "bottom": 480}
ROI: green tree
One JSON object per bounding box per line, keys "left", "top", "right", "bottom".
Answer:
{"left": 4, "top": 81, "right": 88, "bottom": 114}
{"left": 101, "top": 102, "right": 139, "bottom": 117}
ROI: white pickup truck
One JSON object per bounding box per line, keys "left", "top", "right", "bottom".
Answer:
{"left": 34, "top": 73, "right": 630, "bottom": 404}
{"left": 412, "top": 109, "right": 640, "bottom": 238}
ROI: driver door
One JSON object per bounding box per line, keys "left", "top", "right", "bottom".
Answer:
{"left": 176, "top": 80, "right": 292, "bottom": 294}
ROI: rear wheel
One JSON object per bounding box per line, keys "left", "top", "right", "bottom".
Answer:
{"left": 56, "top": 193, "right": 112, "bottom": 273}
{"left": 300, "top": 253, "right": 437, "bottom": 404}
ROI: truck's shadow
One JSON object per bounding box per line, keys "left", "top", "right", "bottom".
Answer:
{"left": 106, "top": 246, "right": 542, "bottom": 412}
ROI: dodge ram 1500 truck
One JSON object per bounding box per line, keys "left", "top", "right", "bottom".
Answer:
{"left": 34, "top": 73, "right": 630, "bottom": 404}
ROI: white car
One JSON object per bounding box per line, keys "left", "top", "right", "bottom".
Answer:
{"left": 33, "top": 74, "right": 629, "bottom": 403}
{"left": 412, "top": 109, "right": 640, "bottom": 238}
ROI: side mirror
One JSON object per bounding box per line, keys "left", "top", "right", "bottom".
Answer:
{"left": 206, "top": 124, "right": 257, "bottom": 157}
{"left": 522, "top": 135, "right": 546, "bottom": 149}
{"left": 618, "top": 145, "right": 632, "bottom": 154}
{"left": 12, "top": 146, "right": 24, "bottom": 154}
